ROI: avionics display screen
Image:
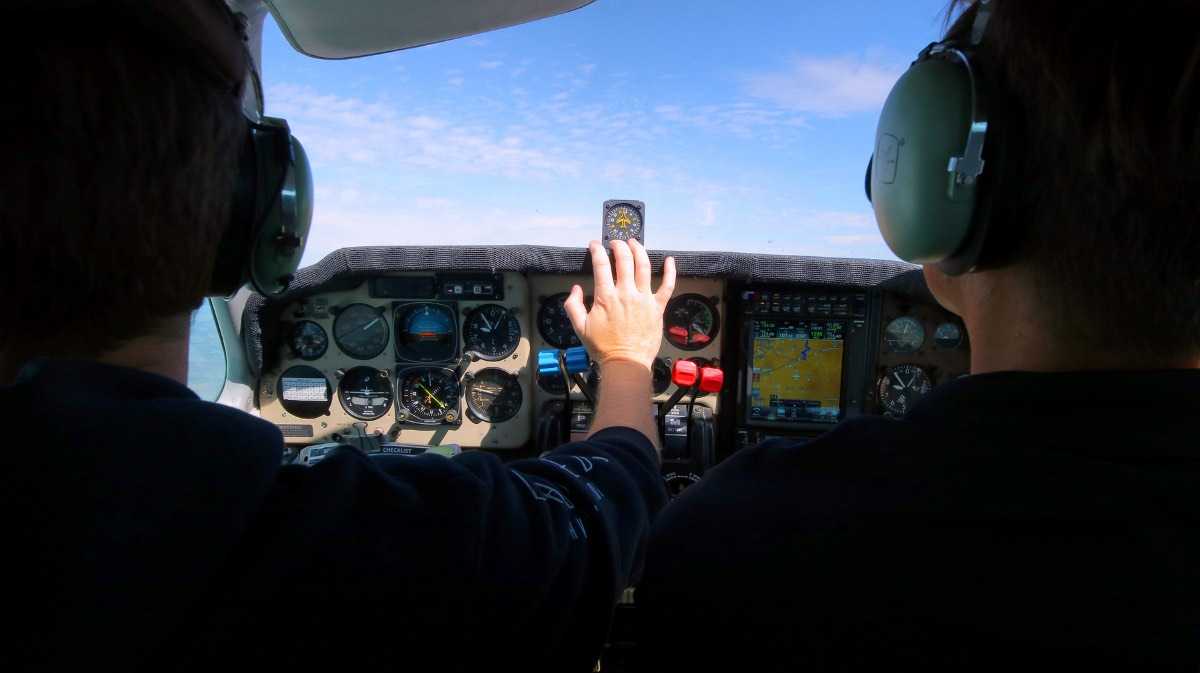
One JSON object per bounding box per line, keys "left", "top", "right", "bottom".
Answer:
{"left": 747, "top": 319, "right": 845, "bottom": 425}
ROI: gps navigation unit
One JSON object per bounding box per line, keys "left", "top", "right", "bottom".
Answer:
{"left": 746, "top": 319, "right": 846, "bottom": 425}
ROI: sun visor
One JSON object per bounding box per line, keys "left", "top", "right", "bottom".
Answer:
{"left": 263, "top": 0, "right": 597, "bottom": 59}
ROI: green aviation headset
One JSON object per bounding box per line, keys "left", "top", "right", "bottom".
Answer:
{"left": 866, "top": 0, "right": 995, "bottom": 275}
{"left": 20, "top": 0, "right": 313, "bottom": 297}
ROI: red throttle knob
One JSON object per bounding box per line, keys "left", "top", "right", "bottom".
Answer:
{"left": 698, "top": 367, "right": 724, "bottom": 394}
{"left": 671, "top": 359, "right": 699, "bottom": 388}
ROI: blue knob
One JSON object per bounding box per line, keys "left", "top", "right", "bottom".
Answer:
{"left": 563, "top": 346, "right": 591, "bottom": 375}
{"left": 536, "top": 349, "right": 562, "bottom": 380}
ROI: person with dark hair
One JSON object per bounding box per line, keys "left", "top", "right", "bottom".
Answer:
{"left": 621, "top": 2, "right": 1200, "bottom": 670}
{"left": 0, "top": 2, "right": 674, "bottom": 670}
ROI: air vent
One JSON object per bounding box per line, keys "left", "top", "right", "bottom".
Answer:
{"left": 278, "top": 424, "right": 314, "bottom": 438}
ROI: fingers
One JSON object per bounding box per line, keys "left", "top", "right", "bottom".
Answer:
{"left": 610, "top": 240, "right": 635, "bottom": 290}
{"left": 564, "top": 284, "right": 588, "bottom": 335}
{"left": 655, "top": 256, "right": 677, "bottom": 309}
{"left": 630, "top": 239, "right": 652, "bottom": 293}
{"left": 588, "top": 240, "right": 614, "bottom": 295}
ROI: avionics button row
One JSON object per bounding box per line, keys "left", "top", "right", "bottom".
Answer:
{"left": 742, "top": 291, "right": 866, "bottom": 318}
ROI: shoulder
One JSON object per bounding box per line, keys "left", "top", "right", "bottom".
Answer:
{"left": 712, "top": 415, "right": 929, "bottom": 485}
{"left": 652, "top": 416, "right": 939, "bottom": 540}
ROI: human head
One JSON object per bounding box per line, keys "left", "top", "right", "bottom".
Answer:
{"left": 922, "top": 0, "right": 1200, "bottom": 366}
{"left": 0, "top": 0, "right": 249, "bottom": 379}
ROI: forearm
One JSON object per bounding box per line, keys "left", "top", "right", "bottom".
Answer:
{"left": 588, "top": 360, "right": 660, "bottom": 451}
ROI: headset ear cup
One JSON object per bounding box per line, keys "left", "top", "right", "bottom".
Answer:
{"left": 249, "top": 128, "right": 312, "bottom": 296}
{"left": 870, "top": 58, "right": 981, "bottom": 268}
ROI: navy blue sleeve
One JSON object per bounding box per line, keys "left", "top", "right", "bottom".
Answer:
{"left": 240, "top": 426, "right": 666, "bottom": 670}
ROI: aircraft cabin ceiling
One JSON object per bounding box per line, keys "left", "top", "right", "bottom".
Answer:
{"left": 262, "top": 0, "right": 597, "bottom": 59}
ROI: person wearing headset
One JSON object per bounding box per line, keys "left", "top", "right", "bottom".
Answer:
{"left": 0, "top": 2, "right": 675, "bottom": 670}
{"left": 623, "top": 2, "right": 1198, "bottom": 670}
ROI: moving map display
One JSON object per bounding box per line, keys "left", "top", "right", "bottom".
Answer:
{"left": 748, "top": 320, "right": 844, "bottom": 425}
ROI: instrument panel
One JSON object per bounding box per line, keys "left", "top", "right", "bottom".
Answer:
{"left": 257, "top": 271, "right": 969, "bottom": 455}
{"left": 258, "top": 272, "right": 726, "bottom": 449}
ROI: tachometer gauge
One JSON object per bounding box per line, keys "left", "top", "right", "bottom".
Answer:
{"left": 664, "top": 294, "right": 720, "bottom": 350}
{"left": 878, "top": 364, "right": 933, "bottom": 416}
{"left": 333, "top": 303, "right": 390, "bottom": 360}
{"left": 397, "top": 367, "right": 461, "bottom": 424}
{"left": 290, "top": 320, "right": 328, "bottom": 360}
{"left": 337, "top": 366, "right": 394, "bottom": 421}
{"left": 603, "top": 201, "right": 644, "bottom": 243}
{"left": 463, "top": 304, "right": 521, "bottom": 360}
{"left": 277, "top": 365, "right": 331, "bottom": 419}
{"left": 883, "top": 316, "right": 925, "bottom": 353}
{"left": 465, "top": 368, "right": 523, "bottom": 423}
{"left": 537, "top": 293, "right": 583, "bottom": 350}
{"left": 934, "top": 322, "right": 963, "bottom": 349}
{"left": 395, "top": 302, "right": 457, "bottom": 362}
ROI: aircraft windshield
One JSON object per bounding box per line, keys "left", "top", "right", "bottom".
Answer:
{"left": 260, "top": 0, "right": 948, "bottom": 265}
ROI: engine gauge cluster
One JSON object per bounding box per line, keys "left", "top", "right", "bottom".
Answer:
{"left": 874, "top": 302, "right": 969, "bottom": 417}
{"left": 664, "top": 294, "right": 720, "bottom": 350}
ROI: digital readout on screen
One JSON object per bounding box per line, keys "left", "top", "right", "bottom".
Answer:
{"left": 748, "top": 320, "right": 845, "bottom": 424}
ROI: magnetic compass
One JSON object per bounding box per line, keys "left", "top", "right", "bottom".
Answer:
{"left": 602, "top": 200, "right": 645, "bottom": 245}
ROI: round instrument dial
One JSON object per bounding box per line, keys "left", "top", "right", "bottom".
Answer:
{"left": 664, "top": 294, "right": 720, "bottom": 350}
{"left": 276, "top": 365, "right": 332, "bottom": 419}
{"left": 878, "top": 364, "right": 933, "bottom": 416}
{"left": 537, "top": 293, "right": 584, "bottom": 350}
{"left": 398, "top": 368, "right": 461, "bottom": 424}
{"left": 934, "top": 322, "right": 963, "bottom": 349}
{"left": 463, "top": 304, "right": 521, "bottom": 360}
{"left": 465, "top": 369, "right": 523, "bottom": 423}
{"left": 337, "top": 366, "right": 393, "bottom": 421}
{"left": 604, "top": 203, "right": 643, "bottom": 242}
{"left": 396, "top": 303, "right": 458, "bottom": 362}
{"left": 290, "top": 320, "right": 328, "bottom": 361}
{"left": 883, "top": 316, "right": 925, "bottom": 353}
{"left": 333, "top": 304, "right": 390, "bottom": 360}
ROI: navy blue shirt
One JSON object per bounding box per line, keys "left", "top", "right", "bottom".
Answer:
{"left": 638, "top": 370, "right": 1200, "bottom": 671}
{"left": 1, "top": 361, "right": 666, "bottom": 671}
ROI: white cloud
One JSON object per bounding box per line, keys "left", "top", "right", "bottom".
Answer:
{"left": 268, "top": 83, "right": 583, "bottom": 179}
{"left": 480, "top": 60, "right": 504, "bottom": 70}
{"left": 266, "top": 77, "right": 898, "bottom": 264}
{"left": 653, "top": 102, "right": 807, "bottom": 139}
{"left": 745, "top": 54, "right": 904, "bottom": 116}
{"left": 447, "top": 76, "right": 465, "bottom": 87}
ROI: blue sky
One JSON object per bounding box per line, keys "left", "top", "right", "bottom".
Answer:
{"left": 260, "top": 0, "right": 953, "bottom": 265}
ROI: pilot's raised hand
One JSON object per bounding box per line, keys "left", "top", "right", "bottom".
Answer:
{"left": 565, "top": 240, "right": 676, "bottom": 372}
